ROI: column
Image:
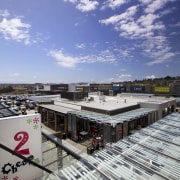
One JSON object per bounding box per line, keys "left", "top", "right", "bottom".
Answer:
{"left": 64, "top": 115, "right": 67, "bottom": 133}
{"left": 47, "top": 109, "right": 49, "bottom": 126}
{"left": 55, "top": 112, "right": 57, "bottom": 131}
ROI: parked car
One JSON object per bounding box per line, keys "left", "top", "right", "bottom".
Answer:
{"left": 26, "top": 103, "right": 35, "bottom": 110}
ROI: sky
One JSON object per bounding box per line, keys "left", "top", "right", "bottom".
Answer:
{"left": 0, "top": 0, "right": 180, "bottom": 84}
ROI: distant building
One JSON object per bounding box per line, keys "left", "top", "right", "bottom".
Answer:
{"left": 35, "top": 83, "right": 68, "bottom": 95}
{"left": 32, "top": 77, "right": 180, "bottom": 97}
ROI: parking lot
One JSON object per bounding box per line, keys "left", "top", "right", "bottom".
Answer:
{"left": 0, "top": 94, "right": 38, "bottom": 115}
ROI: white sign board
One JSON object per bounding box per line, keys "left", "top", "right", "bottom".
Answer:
{"left": 0, "top": 114, "right": 43, "bottom": 180}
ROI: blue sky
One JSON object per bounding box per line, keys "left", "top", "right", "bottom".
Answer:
{"left": 0, "top": 0, "right": 179, "bottom": 83}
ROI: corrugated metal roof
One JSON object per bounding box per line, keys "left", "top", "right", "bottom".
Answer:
{"left": 69, "top": 108, "right": 155, "bottom": 125}
{"left": 56, "top": 113, "right": 180, "bottom": 180}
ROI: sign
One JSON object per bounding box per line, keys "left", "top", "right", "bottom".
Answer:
{"left": 132, "top": 86, "right": 144, "bottom": 92}
{"left": 112, "top": 86, "right": 120, "bottom": 91}
{"left": 90, "top": 87, "right": 98, "bottom": 91}
{"left": 38, "top": 85, "right": 44, "bottom": 89}
{"left": 76, "top": 87, "right": 83, "bottom": 91}
{"left": 155, "top": 87, "right": 170, "bottom": 93}
{"left": 113, "top": 86, "right": 126, "bottom": 91}
{"left": 51, "top": 84, "right": 68, "bottom": 91}
{"left": 0, "top": 114, "right": 43, "bottom": 179}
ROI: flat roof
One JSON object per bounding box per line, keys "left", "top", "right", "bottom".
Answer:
{"left": 81, "top": 95, "right": 139, "bottom": 111}
{"left": 54, "top": 93, "right": 175, "bottom": 113}
{"left": 33, "top": 94, "right": 175, "bottom": 115}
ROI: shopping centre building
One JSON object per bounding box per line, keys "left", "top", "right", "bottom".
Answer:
{"left": 37, "top": 93, "right": 176, "bottom": 144}
{"left": 0, "top": 93, "right": 179, "bottom": 179}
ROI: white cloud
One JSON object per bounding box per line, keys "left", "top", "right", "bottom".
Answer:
{"left": 99, "top": 1, "right": 177, "bottom": 65}
{"left": 144, "top": 0, "right": 175, "bottom": 14}
{"left": 76, "top": 43, "right": 86, "bottom": 49}
{"left": 0, "top": 10, "right": 10, "bottom": 17}
{"left": 0, "top": 11, "right": 31, "bottom": 44}
{"left": 146, "top": 51, "right": 176, "bottom": 65}
{"left": 170, "top": 22, "right": 180, "bottom": 28}
{"left": 145, "top": 75, "right": 156, "bottom": 79}
{"left": 108, "top": 73, "right": 133, "bottom": 82}
{"left": 100, "top": 7, "right": 165, "bottom": 39}
{"left": 99, "top": 5, "right": 138, "bottom": 25}
{"left": 137, "top": 13, "right": 159, "bottom": 27}
{"left": 64, "top": 0, "right": 99, "bottom": 12}
{"left": 48, "top": 49, "right": 79, "bottom": 68}
{"left": 118, "top": 74, "right": 132, "bottom": 78}
{"left": 175, "top": 22, "right": 180, "bottom": 27}
{"left": 91, "top": 42, "right": 98, "bottom": 48}
{"left": 159, "top": 7, "right": 176, "bottom": 17}
{"left": 138, "top": 35, "right": 177, "bottom": 65}
{"left": 113, "top": 46, "right": 134, "bottom": 59}
{"left": 76, "top": 0, "right": 99, "bottom": 12}
{"left": 101, "top": 0, "right": 128, "bottom": 10}
{"left": 74, "top": 22, "right": 79, "bottom": 26}
{"left": 138, "top": 0, "right": 152, "bottom": 4}
{"left": 48, "top": 49, "right": 117, "bottom": 68}
{"left": 64, "top": 0, "right": 77, "bottom": 4}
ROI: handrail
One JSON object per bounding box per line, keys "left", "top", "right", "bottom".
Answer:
{"left": 41, "top": 132, "right": 111, "bottom": 179}
{"left": 42, "top": 131, "right": 82, "bottom": 160}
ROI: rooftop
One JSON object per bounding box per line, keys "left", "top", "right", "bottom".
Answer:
{"left": 54, "top": 112, "right": 180, "bottom": 180}
{"left": 39, "top": 93, "right": 175, "bottom": 116}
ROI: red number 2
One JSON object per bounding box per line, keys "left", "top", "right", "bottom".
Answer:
{"left": 14, "top": 131, "right": 30, "bottom": 155}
